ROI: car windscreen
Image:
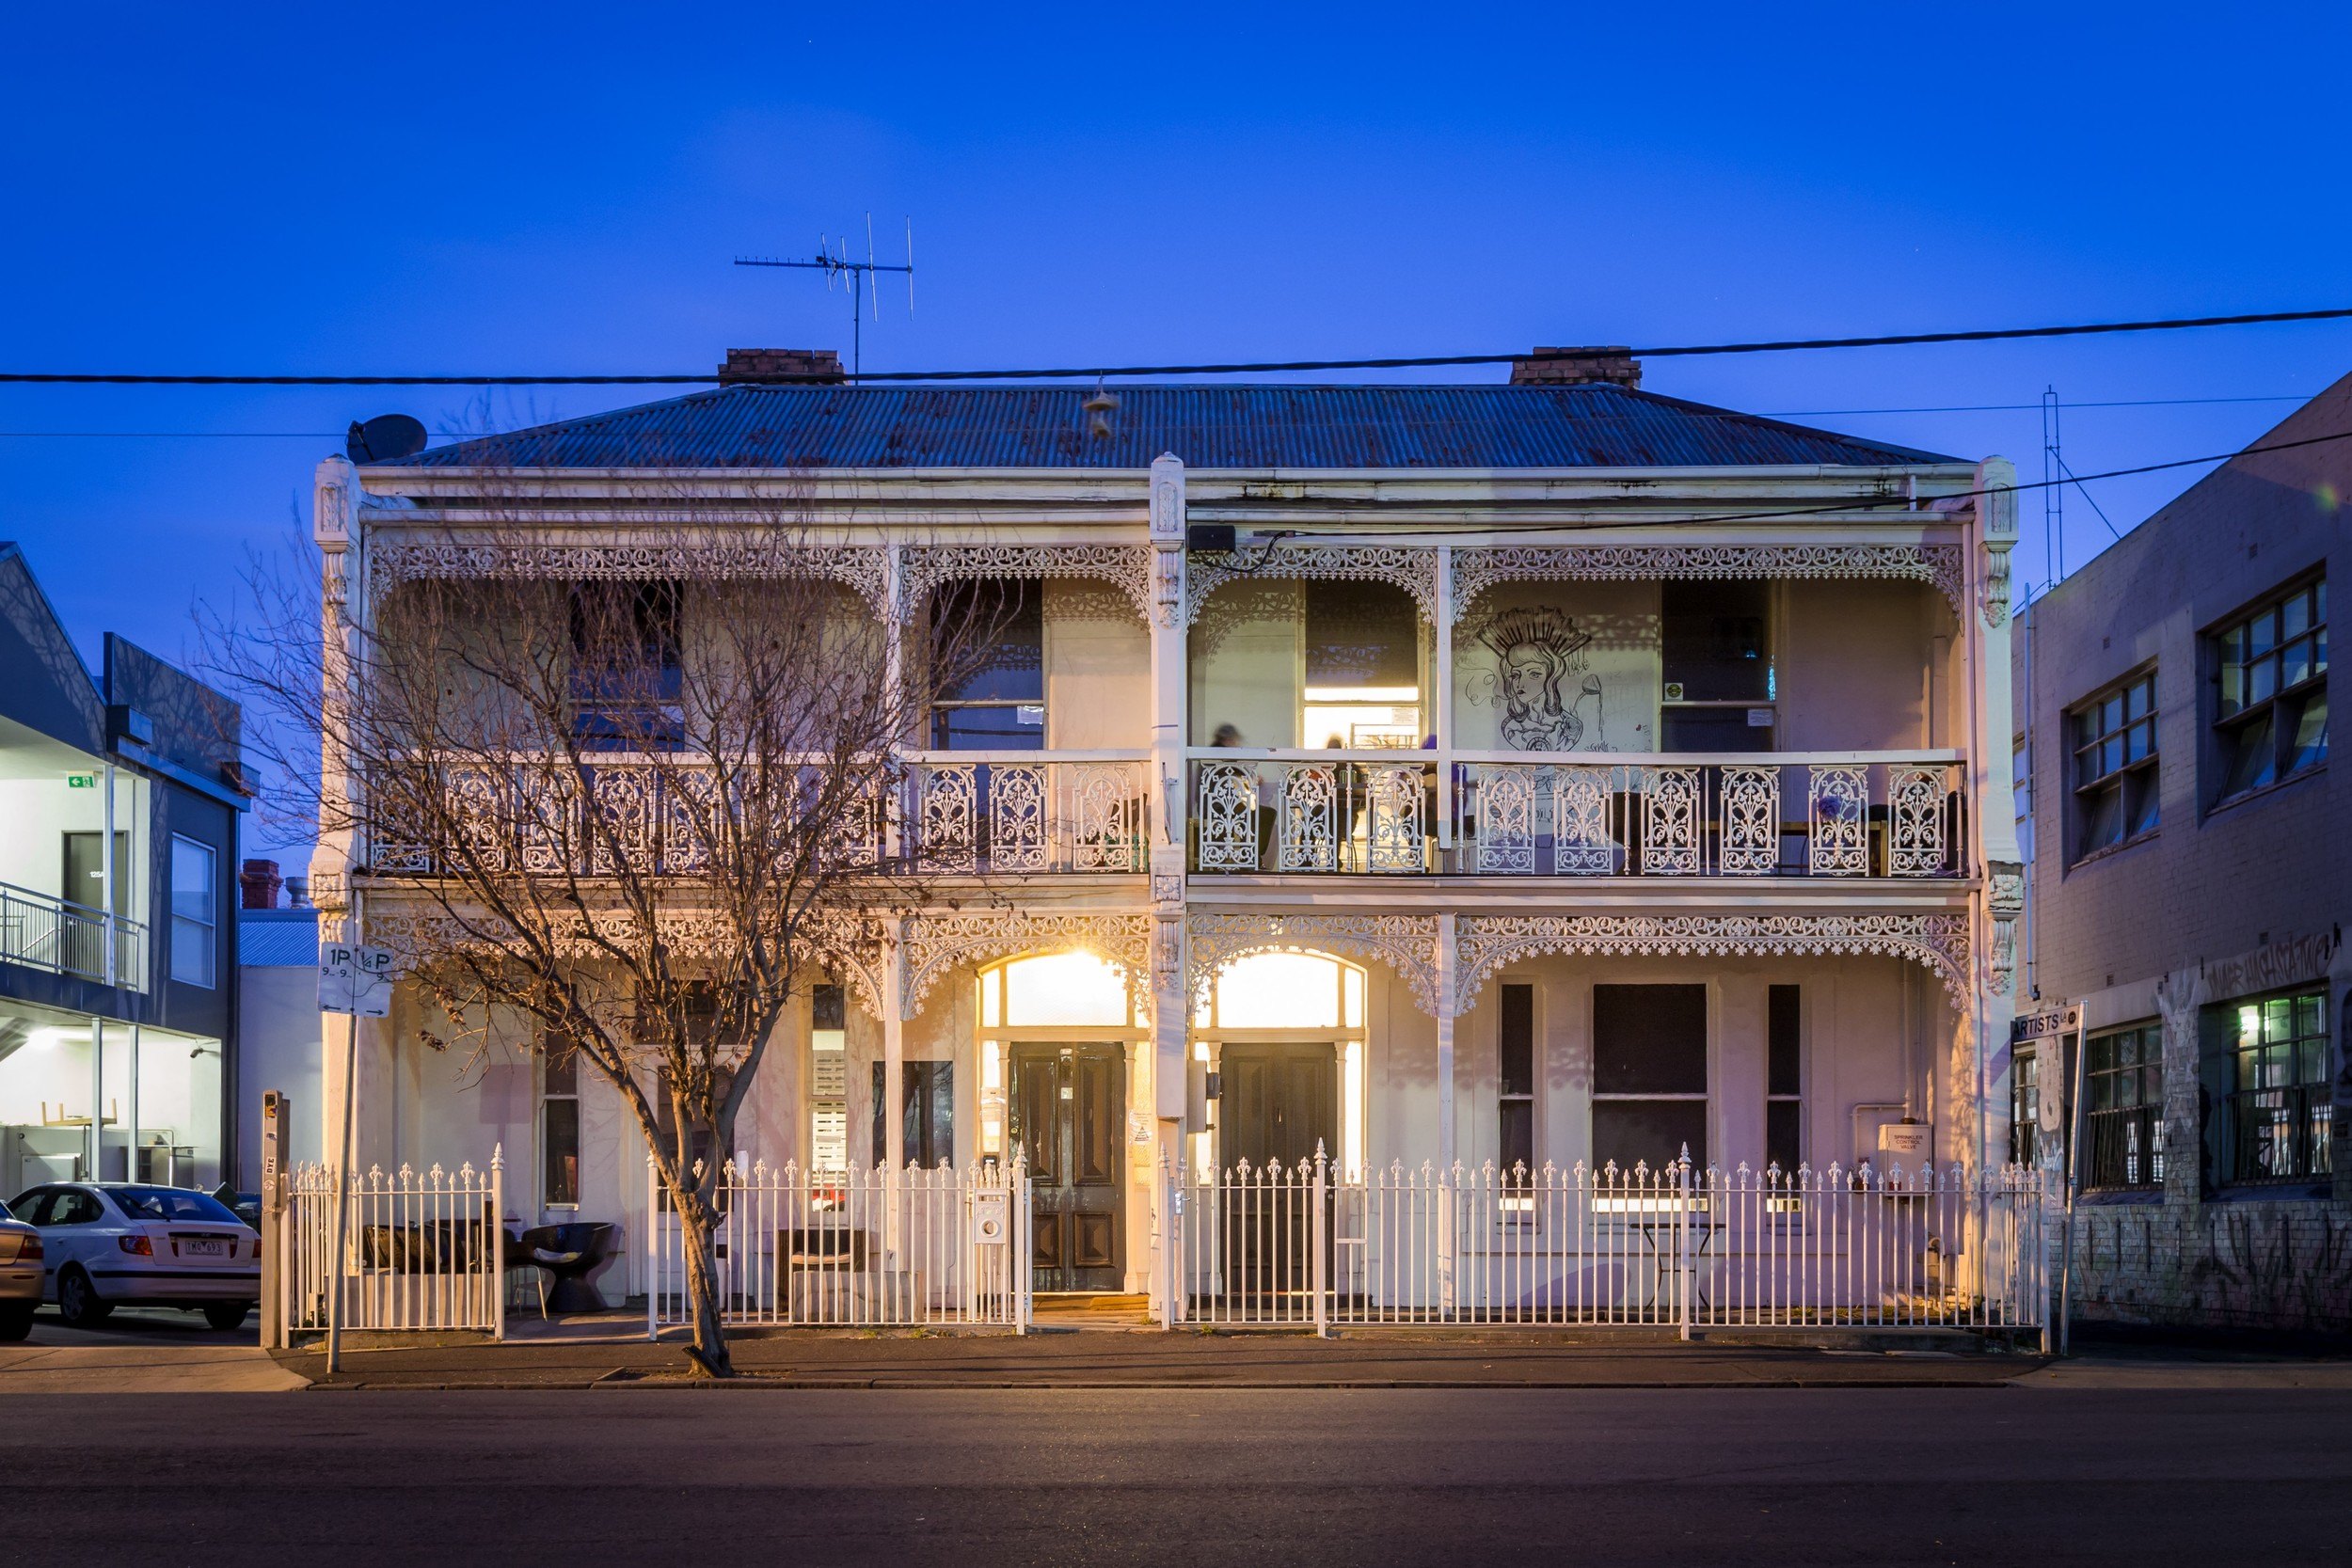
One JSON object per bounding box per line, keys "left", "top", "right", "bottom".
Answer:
{"left": 109, "top": 1187, "right": 242, "bottom": 1225}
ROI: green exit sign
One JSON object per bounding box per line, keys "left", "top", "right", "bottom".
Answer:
{"left": 66, "top": 773, "right": 96, "bottom": 789}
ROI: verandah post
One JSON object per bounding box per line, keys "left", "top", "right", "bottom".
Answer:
{"left": 490, "top": 1144, "right": 505, "bottom": 1341}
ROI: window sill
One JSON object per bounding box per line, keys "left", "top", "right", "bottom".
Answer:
{"left": 2066, "top": 829, "right": 2158, "bottom": 873}
{"left": 2207, "top": 1180, "right": 2334, "bottom": 1204}
{"left": 2077, "top": 1185, "right": 2166, "bottom": 1205}
{"left": 2204, "top": 762, "right": 2326, "bottom": 821}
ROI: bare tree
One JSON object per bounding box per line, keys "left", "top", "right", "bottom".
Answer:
{"left": 203, "top": 470, "right": 994, "bottom": 1376}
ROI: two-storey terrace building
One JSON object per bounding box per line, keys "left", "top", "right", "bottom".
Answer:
{"left": 309, "top": 349, "right": 2026, "bottom": 1310}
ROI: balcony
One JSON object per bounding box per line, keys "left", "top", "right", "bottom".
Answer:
{"left": 0, "top": 881, "right": 147, "bottom": 989}
{"left": 371, "top": 753, "right": 1152, "bottom": 879}
{"left": 1187, "top": 751, "right": 1968, "bottom": 879}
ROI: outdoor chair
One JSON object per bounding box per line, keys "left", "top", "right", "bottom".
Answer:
{"left": 516, "top": 1222, "right": 617, "bottom": 1314}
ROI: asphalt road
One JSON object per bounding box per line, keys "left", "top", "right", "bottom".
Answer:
{"left": 5, "top": 1386, "right": 2344, "bottom": 1566}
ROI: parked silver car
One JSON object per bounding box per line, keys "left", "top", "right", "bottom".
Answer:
{"left": 7, "top": 1183, "right": 260, "bottom": 1331}
{"left": 0, "top": 1196, "right": 40, "bottom": 1340}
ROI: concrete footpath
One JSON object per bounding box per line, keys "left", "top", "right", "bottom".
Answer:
{"left": 8, "top": 1310, "right": 2351, "bottom": 1394}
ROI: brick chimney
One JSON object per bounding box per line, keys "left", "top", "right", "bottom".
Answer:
{"left": 240, "top": 859, "right": 282, "bottom": 911}
{"left": 718, "top": 348, "right": 847, "bottom": 385}
{"left": 1510, "top": 348, "right": 1643, "bottom": 389}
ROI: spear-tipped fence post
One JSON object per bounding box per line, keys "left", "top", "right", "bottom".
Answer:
{"left": 491, "top": 1144, "right": 506, "bottom": 1341}
{"left": 1676, "top": 1145, "right": 1694, "bottom": 1341}
{"left": 1311, "top": 1141, "right": 1329, "bottom": 1337}
{"left": 644, "top": 1150, "right": 660, "bottom": 1342}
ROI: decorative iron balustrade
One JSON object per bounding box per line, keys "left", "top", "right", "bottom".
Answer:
{"left": 1186, "top": 752, "right": 1967, "bottom": 878}
{"left": 0, "top": 880, "right": 147, "bottom": 990}
{"left": 368, "top": 753, "right": 1150, "bottom": 878}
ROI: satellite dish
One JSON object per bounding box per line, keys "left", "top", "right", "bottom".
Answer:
{"left": 346, "top": 414, "right": 428, "bottom": 464}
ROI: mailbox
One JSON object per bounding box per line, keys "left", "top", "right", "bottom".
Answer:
{"left": 969, "top": 1190, "right": 1009, "bottom": 1246}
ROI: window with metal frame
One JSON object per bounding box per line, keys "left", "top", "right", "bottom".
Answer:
{"left": 2210, "top": 988, "right": 2331, "bottom": 1186}
{"left": 2213, "top": 577, "right": 2327, "bottom": 802}
{"left": 2010, "top": 1049, "right": 2042, "bottom": 1167}
{"left": 1592, "top": 984, "right": 1708, "bottom": 1169}
{"left": 2085, "top": 1022, "right": 2163, "bottom": 1189}
{"left": 1766, "top": 985, "right": 1802, "bottom": 1172}
{"left": 2070, "top": 670, "right": 2158, "bottom": 860}
{"left": 1498, "top": 984, "right": 1536, "bottom": 1203}
{"left": 168, "top": 834, "right": 216, "bottom": 987}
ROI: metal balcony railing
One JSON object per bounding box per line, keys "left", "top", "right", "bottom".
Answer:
{"left": 370, "top": 753, "right": 1152, "bottom": 879}
{"left": 0, "top": 881, "right": 147, "bottom": 990}
{"left": 1187, "top": 751, "right": 1970, "bottom": 878}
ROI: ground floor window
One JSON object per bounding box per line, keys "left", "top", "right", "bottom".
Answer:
{"left": 1766, "top": 984, "right": 1801, "bottom": 1172}
{"left": 1498, "top": 983, "right": 1535, "bottom": 1189}
{"left": 1591, "top": 983, "right": 1707, "bottom": 1169}
{"left": 541, "top": 1048, "right": 580, "bottom": 1207}
{"left": 2086, "top": 1022, "right": 2162, "bottom": 1189}
{"left": 874, "top": 1061, "right": 954, "bottom": 1169}
{"left": 2010, "top": 1049, "right": 2042, "bottom": 1167}
{"left": 2210, "top": 988, "right": 2331, "bottom": 1185}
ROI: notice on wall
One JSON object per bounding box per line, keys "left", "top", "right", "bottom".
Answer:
{"left": 1454, "top": 580, "right": 1660, "bottom": 752}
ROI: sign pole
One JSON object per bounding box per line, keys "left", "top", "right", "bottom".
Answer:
{"left": 317, "top": 941, "right": 391, "bottom": 1375}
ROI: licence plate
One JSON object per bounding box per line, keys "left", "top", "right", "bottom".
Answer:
{"left": 180, "top": 1240, "right": 229, "bottom": 1258}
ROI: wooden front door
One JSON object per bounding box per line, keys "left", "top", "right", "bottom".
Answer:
{"left": 1009, "top": 1043, "right": 1125, "bottom": 1292}
{"left": 1217, "top": 1042, "right": 1338, "bottom": 1292}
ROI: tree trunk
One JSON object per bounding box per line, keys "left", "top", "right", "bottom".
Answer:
{"left": 675, "top": 1206, "right": 734, "bottom": 1378}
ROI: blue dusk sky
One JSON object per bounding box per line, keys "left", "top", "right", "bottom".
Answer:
{"left": 5, "top": 0, "right": 2349, "bottom": 689}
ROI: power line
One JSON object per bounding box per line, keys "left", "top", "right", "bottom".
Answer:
{"left": 1311, "top": 424, "right": 2352, "bottom": 540}
{"left": 5, "top": 306, "right": 2351, "bottom": 387}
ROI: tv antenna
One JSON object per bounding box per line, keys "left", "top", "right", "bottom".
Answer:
{"left": 735, "top": 214, "right": 914, "bottom": 382}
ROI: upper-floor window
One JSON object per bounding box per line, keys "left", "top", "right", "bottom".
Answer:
{"left": 569, "top": 580, "right": 685, "bottom": 750}
{"left": 1661, "top": 580, "right": 1773, "bottom": 752}
{"left": 1303, "top": 581, "right": 1422, "bottom": 748}
{"left": 930, "top": 578, "right": 1043, "bottom": 750}
{"left": 2213, "top": 576, "right": 2327, "bottom": 802}
{"left": 168, "top": 834, "right": 216, "bottom": 988}
{"left": 2070, "top": 670, "right": 2157, "bottom": 860}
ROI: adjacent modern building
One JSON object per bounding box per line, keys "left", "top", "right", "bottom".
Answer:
{"left": 2014, "top": 374, "right": 2345, "bottom": 1335}
{"left": 311, "top": 348, "right": 2026, "bottom": 1311}
{"left": 0, "top": 542, "right": 246, "bottom": 1198}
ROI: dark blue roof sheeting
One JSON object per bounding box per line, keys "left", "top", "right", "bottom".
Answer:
{"left": 381, "top": 383, "right": 1957, "bottom": 471}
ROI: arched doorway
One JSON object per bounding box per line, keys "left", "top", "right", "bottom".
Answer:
{"left": 975, "top": 951, "right": 1143, "bottom": 1292}
{"left": 1194, "top": 950, "right": 1369, "bottom": 1179}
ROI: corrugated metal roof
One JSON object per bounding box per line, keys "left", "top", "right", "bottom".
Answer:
{"left": 239, "top": 910, "right": 319, "bottom": 968}
{"left": 380, "top": 383, "right": 1957, "bottom": 471}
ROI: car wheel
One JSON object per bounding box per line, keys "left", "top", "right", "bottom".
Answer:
{"left": 0, "top": 1304, "right": 32, "bottom": 1342}
{"left": 201, "top": 1302, "right": 250, "bottom": 1332}
{"left": 57, "top": 1268, "right": 113, "bottom": 1327}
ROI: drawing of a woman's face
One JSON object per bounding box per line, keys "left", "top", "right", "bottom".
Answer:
{"left": 1502, "top": 645, "right": 1554, "bottom": 715}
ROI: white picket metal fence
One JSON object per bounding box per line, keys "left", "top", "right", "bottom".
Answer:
{"left": 1158, "top": 1148, "right": 2047, "bottom": 1336}
{"left": 645, "top": 1155, "right": 1032, "bottom": 1333}
{"left": 279, "top": 1154, "right": 505, "bottom": 1342}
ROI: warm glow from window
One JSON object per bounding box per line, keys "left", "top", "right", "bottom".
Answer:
{"left": 1214, "top": 951, "right": 1343, "bottom": 1029}
{"left": 998, "top": 951, "right": 1132, "bottom": 1027}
